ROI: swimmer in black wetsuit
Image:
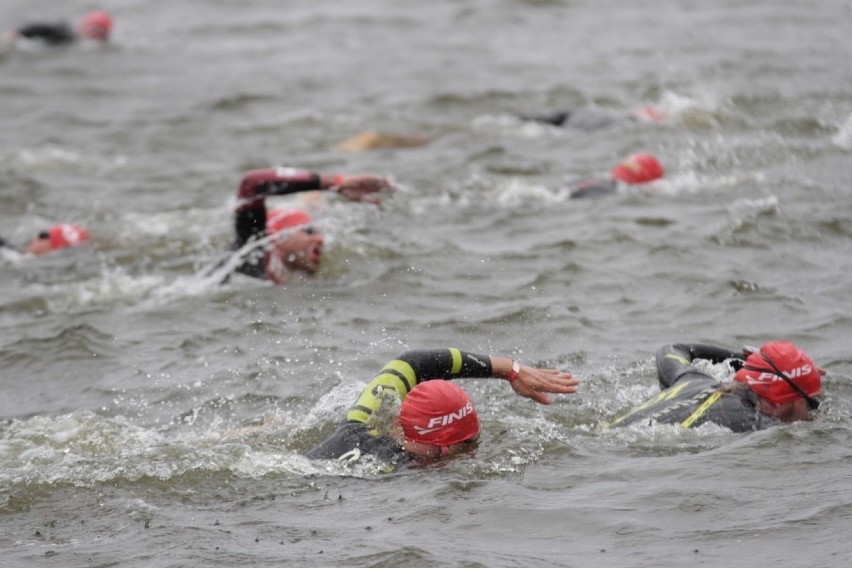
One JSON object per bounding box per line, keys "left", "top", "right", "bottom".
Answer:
{"left": 4, "top": 11, "right": 112, "bottom": 46}
{"left": 609, "top": 341, "right": 823, "bottom": 432}
{"left": 519, "top": 105, "right": 666, "bottom": 132}
{"left": 217, "top": 166, "right": 394, "bottom": 284}
{"left": 305, "top": 348, "right": 579, "bottom": 468}
{"left": 566, "top": 152, "right": 664, "bottom": 199}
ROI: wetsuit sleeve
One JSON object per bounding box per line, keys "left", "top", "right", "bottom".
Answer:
{"left": 568, "top": 178, "right": 618, "bottom": 199}
{"left": 233, "top": 167, "right": 323, "bottom": 247}
{"left": 656, "top": 343, "right": 742, "bottom": 389}
{"left": 345, "top": 348, "right": 493, "bottom": 425}
{"left": 17, "top": 22, "right": 75, "bottom": 44}
{"left": 519, "top": 110, "right": 570, "bottom": 126}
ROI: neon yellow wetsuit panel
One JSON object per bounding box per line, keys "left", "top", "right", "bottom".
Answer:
{"left": 305, "top": 348, "right": 492, "bottom": 462}
{"left": 608, "top": 343, "right": 769, "bottom": 432}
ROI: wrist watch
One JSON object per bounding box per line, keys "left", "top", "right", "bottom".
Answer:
{"left": 507, "top": 360, "right": 520, "bottom": 382}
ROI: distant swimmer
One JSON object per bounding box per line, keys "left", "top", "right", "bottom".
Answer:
{"left": 609, "top": 341, "right": 823, "bottom": 432}
{"left": 335, "top": 131, "right": 434, "bottom": 153}
{"left": 0, "top": 224, "right": 90, "bottom": 256}
{"left": 216, "top": 167, "right": 394, "bottom": 285}
{"left": 567, "top": 152, "right": 664, "bottom": 199}
{"left": 3, "top": 10, "right": 112, "bottom": 46}
{"left": 305, "top": 348, "right": 579, "bottom": 468}
{"left": 518, "top": 105, "right": 667, "bottom": 132}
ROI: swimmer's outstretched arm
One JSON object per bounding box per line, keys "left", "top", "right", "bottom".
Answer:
{"left": 346, "top": 349, "right": 579, "bottom": 425}
{"left": 233, "top": 167, "right": 395, "bottom": 245}
{"left": 402, "top": 349, "right": 578, "bottom": 405}
{"left": 655, "top": 343, "right": 743, "bottom": 389}
{"left": 237, "top": 167, "right": 394, "bottom": 210}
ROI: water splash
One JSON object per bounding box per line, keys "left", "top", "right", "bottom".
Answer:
{"left": 2, "top": 145, "right": 127, "bottom": 174}
{"left": 832, "top": 113, "right": 852, "bottom": 149}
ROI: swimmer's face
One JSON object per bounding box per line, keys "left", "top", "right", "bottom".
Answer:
{"left": 25, "top": 234, "right": 53, "bottom": 256}
{"left": 757, "top": 397, "right": 814, "bottom": 424}
{"left": 403, "top": 436, "right": 480, "bottom": 460}
{"left": 272, "top": 226, "right": 324, "bottom": 274}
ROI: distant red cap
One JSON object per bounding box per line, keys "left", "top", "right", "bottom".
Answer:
{"left": 79, "top": 11, "right": 112, "bottom": 41}
{"left": 733, "top": 341, "right": 822, "bottom": 404}
{"left": 630, "top": 106, "right": 667, "bottom": 123}
{"left": 611, "top": 153, "right": 664, "bottom": 184}
{"left": 266, "top": 208, "right": 313, "bottom": 234}
{"left": 399, "top": 381, "right": 480, "bottom": 447}
{"left": 47, "top": 224, "right": 90, "bottom": 250}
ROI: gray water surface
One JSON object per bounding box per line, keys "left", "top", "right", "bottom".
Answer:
{"left": 2, "top": 1, "right": 851, "bottom": 566}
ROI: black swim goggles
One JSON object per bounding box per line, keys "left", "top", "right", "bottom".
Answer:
{"left": 743, "top": 350, "right": 820, "bottom": 411}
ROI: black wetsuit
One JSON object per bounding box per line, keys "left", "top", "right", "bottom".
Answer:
{"left": 214, "top": 167, "right": 324, "bottom": 282}
{"left": 567, "top": 177, "right": 618, "bottom": 199}
{"left": 609, "top": 343, "right": 778, "bottom": 432}
{"left": 305, "top": 348, "right": 493, "bottom": 468}
{"left": 519, "top": 108, "right": 622, "bottom": 132}
{"left": 16, "top": 22, "right": 76, "bottom": 45}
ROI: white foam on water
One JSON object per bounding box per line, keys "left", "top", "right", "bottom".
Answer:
{"left": 0, "top": 408, "right": 328, "bottom": 488}
{"left": 831, "top": 113, "right": 852, "bottom": 149}
{"left": 2, "top": 145, "right": 127, "bottom": 174}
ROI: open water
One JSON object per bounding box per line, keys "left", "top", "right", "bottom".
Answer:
{"left": 2, "top": 1, "right": 852, "bottom": 566}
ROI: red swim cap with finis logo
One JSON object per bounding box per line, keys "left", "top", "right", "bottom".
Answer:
{"left": 399, "top": 381, "right": 480, "bottom": 447}
{"left": 611, "top": 153, "right": 664, "bottom": 184}
{"left": 47, "top": 224, "right": 90, "bottom": 250}
{"left": 733, "top": 341, "right": 821, "bottom": 404}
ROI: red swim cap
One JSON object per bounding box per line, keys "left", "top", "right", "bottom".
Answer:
{"left": 266, "top": 208, "right": 313, "bottom": 234}
{"left": 611, "top": 153, "right": 664, "bottom": 184}
{"left": 399, "top": 381, "right": 480, "bottom": 447}
{"left": 630, "top": 106, "right": 667, "bottom": 123}
{"left": 79, "top": 11, "right": 112, "bottom": 41}
{"left": 733, "top": 341, "right": 822, "bottom": 405}
{"left": 47, "top": 224, "right": 90, "bottom": 250}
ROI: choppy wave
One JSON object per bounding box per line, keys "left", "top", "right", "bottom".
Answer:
{"left": 2, "top": 0, "right": 852, "bottom": 565}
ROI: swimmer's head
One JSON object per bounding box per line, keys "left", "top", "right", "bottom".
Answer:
{"left": 78, "top": 11, "right": 112, "bottom": 41}
{"left": 25, "top": 224, "right": 90, "bottom": 255}
{"left": 734, "top": 341, "right": 822, "bottom": 407}
{"left": 399, "top": 381, "right": 480, "bottom": 454}
{"left": 611, "top": 153, "right": 664, "bottom": 185}
{"left": 266, "top": 208, "right": 324, "bottom": 276}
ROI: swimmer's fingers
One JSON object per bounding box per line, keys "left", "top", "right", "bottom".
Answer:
{"left": 511, "top": 367, "right": 579, "bottom": 405}
{"left": 742, "top": 345, "right": 759, "bottom": 358}
{"left": 335, "top": 175, "right": 397, "bottom": 205}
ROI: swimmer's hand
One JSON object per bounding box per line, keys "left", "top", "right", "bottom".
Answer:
{"left": 333, "top": 174, "right": 396, "bottom": 205}
{"left": 724, "top": 345, "right": 757, "bottom": 370}
{"left": 742, "top": 345, "right": 759, "bottom": 358}
{"left": 511, "top": 364, "right": 580, "bottom": 405}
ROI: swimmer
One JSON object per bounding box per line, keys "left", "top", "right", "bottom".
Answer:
{"left": 0, "top": 224, "right": 90, "bottom": 256}
{"left": 609, "top": 341, "right": 823, "bottom": 432}
{"left": 305, "top": 348, "right": 579, "bottom": 468}
{"left": 217, "top": 167, "right": 394, "bottom": 284}
{"left": 519, "top": 105, "right": 667, "bottom": 132}
{"left": 335, "top": 131, "right": 434, "bottom": 153}
{"left": 567, "top": 152, "right": 664, "bottom": 199}
{"left": 3, "top": 10, "right": 112, "bottom": 45}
